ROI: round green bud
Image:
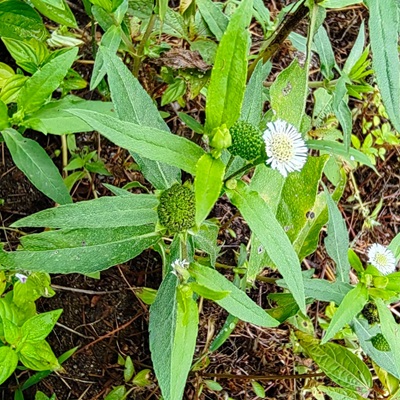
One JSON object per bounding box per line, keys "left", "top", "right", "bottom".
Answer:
{"left": 210, "top": 124, "right": 232, "bottom": 150}
{"left": 361, "top": 302, "right": 379, "bottom": 325}
{"left": 371, "top": 333, "right": 391, "bottom": 352}
{"left": 228, "top": 120, "right": 263, "bottom": 161}
{"left": 157, "top": 184, "right": 195, "bottom": 232}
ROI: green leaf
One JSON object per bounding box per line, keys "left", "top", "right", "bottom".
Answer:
{"left": 104, "top": 386, "right": 127, "bottom": 400}
{"left": 124, "top": 356, "right": 135, "bottom": 382}
{"left": 194, "top": 154, "right": 225, "bottom": 226}
{"left": 389, "top": 232, "right": 400, "bottom": 262}
{"left": 23, "top": 96, "right": 116, "bottom": 135}
{"left": 178, "top": 112, "right": 204, "bottom": 134}
{"left": 68, "top": 110, "right": 205, "bottom": 175}
{"left": 352, "top": 318, "right": 400, "bottom": 379}
{"left": 196, "top": 0, "right": 229, "bottom": 41}
{"left": 0, "top": 1, "right": 47, "bottom": 40}
{"left": 0, "top": 346, "right": 18, "bottom": 385}
{"left": 376, "top": 298, "right": 400, "bottom": 372}
{"left": 241, "top": 60, "right": 271, "bottom": 127}
{"left": 188, "top": 282, "right": 230, "bottom": 300}
{"left": 21, "top": 309, "right": 62, "bottom": 342}
{"left": 0, "top": 99, "right": 9, "bottom": 130}
{"left": 314, "top": 25, "right": 335, "bottom": 80}
{"left": 0, "top": 74, "right": 28, "bottom": 105}
{"left": 297, "top": 331, "right": 372, "bottom": 394}
{"left": 1, "top": 226, "right": 160, "bottom": 274}
{"left": 19, "top": 340, "right": 60, "bottom": 371}
{"left": 270, "top": 59, "right": 308, "bottom": 130}
{"left": 364, "top": 0, "right": 400, "bottom": 132}
{"left": 306, "top": 139, "right": 377, "bottom": 172}
{"left": 2, "top": 37, "right": 49, "bottom": 74}
{"left": 319, "top": 386, "right": 364, "bottom": 400}
{"left": 2, "top": 128, "right": 71, "bottom": 205}
{"left": 30, "top": 0, "right": 77, "bottom": 27}
{"left": 193, "top": 221, "right": 220, "bottom": 266}
{"left": 99, "top": 47, "right": 182, "bottom": 188}
{"left": 12, "top": 195, "right": 158, "bottom": 228}
{"left": 251, "top": 381, "right": 266, "bottom": 398}
{"left": 161, "top": 79, "right": 186, "bottom": 106}
{"left": 17, "top": 47, "right": 78, "bottom": 115}
{"left": 278, "top": 275, "right": 352, "bottom": 305}
{"left": 90, "top": 26, "right": 122, "bottom": 90}
{"left": 205, "top": 0, "right": 253, "bottom": 132}
{"left": 324, "top": 186, "right": 350, "bottom": 282}
{"left": 332, "top": 76, "right": 352, "bottom": 151}
{"left": 150, "top": 274, "right": 198, "bottom": 400}
{"left": 348, "top": 249, "right": 364, "bottom": 274}
{"left": 321, "top": 283, "right": 368, "bottom": 344}
{"left": 227, "top": 180, "right": 306, "bottom": 312}
{"left": 343, "top": 21, "right": 365, "bottom": 75}
{"left": 189, "top": 263, "right": 279, "bottom": 327}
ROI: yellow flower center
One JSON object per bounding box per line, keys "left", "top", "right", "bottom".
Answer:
{"left": 270, "top": 134, "right": 294, "bottom": 162}
{"left": 374, "top": 253, "right": 388, "bottom": 267}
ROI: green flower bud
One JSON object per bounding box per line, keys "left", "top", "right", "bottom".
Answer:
{"left": 157, "top": 184, "right": 195, "bottom": 232}
{"left": 228, "top": 120, "right": 263, "bottom": 161}
{"left": 210, "top": 124, "right": 232, "bottom": 150}
{"left": 361, "top": 302, "right": 379, "bottom": 325}
{"left": 371, "top": 333, "right": 391, "bottom": 352}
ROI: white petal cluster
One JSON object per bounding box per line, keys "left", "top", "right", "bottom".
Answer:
{"left": 15, "top": 273, "right": 28, "bottom": 284}
{"left": 263, "top": 119, "right": 308, "bottom": 177}
{"left": 368, "top": 243, "right": 396, "bottom": 275}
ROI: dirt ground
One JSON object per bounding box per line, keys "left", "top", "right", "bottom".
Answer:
{"left": 1, "top": 1, "right": 399, "bottom": 399}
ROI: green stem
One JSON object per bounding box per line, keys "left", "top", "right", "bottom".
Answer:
{"left": 132, "top": 13, "right": 157, "bottom": 77}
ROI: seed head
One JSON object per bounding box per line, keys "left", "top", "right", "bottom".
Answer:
{"left": 228, "top": 121, "right": 264, "bottom": 161}
{"left": 157, "top": 184, "right": 196, "bottom": 232}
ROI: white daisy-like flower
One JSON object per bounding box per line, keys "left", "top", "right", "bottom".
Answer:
{"left": 263, "top": 119, "right": 308, "bottom": 177}
{"left": 15, "top": 273, "right": 28, "bottom": 284}
{"left": 171, "top": 259, "right": 190, "bottom": 279}
{"left": 368, "top": 243, "right": 396, "bottom": 275}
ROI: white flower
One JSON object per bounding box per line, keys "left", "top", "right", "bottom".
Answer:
{"left": 263, "top": 119, "right": 308, "bottom": 177}
{"left": 171, "top": 259, "right": 190, "bottom": 280}
{"left": 15, "top": 273, "right": 28, "bottom": 284}
{"left": 368, "top": 244, "right": 396, "bottom": 275}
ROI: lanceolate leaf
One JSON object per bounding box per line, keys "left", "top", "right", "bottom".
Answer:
{"left": 2, "top": 128, "right": 71, "bottom": 205}
{"left": 196, "top": 0, "right": 229, "bottom": 41}
{"left": 205, "top": 0, "right": 253, "bottom": 133}
{"left": 18, "top": 47, "right": 78, "bottom": 115}
{"left": 365, "top": 0, "right": 400, "bottom": 132}
{"left": 0, "top": 226, "right": 160, "bottom": 274}
{"left": 194, "top": 154, "right": 225, "bottom": 226}
{"left": 324, "top": 186, "right": 350, "bottom": 282}
{"left": 97, "top": 47, "right": 181, "bottom": 189}
{"left": 150, "top": 274, "right": 178, "bottom": 400}
{"left": 30, "top": 0, "right": 77, "bottom": 27}
{"left": 169, "top": 285, "right": 198, "bottom": 400}
{"left": 376, "top": 298, "right": 400, "bottom": 374}
{"left": 241, "top": 60, "right": 271, "bottom": 127}
{"left": 321, "top": 283, "right": 368, "bottom": 344}
{"left": 12, "top": 195, "right": 158, "bottom": 228}
{"left": 297, "top": 331, "right": 372, "bottom": 394}
{"left": 307, "top": 139, "right": 377, "bottom": 172}
{"left": 227, "top": 181, "right": 306, "bottom": 312}
{"left": 270, "top": 59, "right": 308, "bottom": 130}
{"left": 68, "top": 110, "right": 205, "bottom": 175}
{"left": 352, "top": 318, "right": 400, "bottom": 379}
{"left": 22, "top": 96, "right": 116, "bottom": 135}
{"left": 189, "top": 263, "right": 279, "bottom": 327}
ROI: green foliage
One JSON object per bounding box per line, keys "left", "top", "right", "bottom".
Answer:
{"left": 228, "top": 120, "right": 264, "bottom": 161}
{"left": 1, "top": 1, "right": 400, "bottom": 399}
{"left": 157, "top": 184, "right": 196, "bottom": 232}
